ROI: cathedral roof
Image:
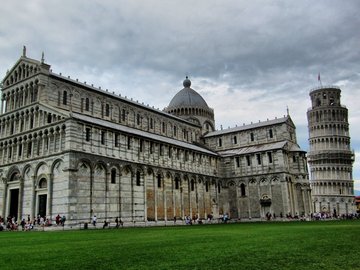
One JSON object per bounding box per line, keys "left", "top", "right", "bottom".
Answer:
{"left": 204, "top": 116, "right": 294, "bottom": 137}
{"left": 167, "top": 77, "right": 209, "bottom": 110}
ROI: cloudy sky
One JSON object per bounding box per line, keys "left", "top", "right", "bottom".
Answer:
{"left": 1, "top": 0, "right": 359, "bottom": 189}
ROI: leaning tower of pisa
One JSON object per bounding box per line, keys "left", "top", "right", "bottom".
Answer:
{"left": 307, "top": 86, "right": 355, "bottom": 216}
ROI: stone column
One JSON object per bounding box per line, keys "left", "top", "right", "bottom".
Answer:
{"left": 154, "top": 173, "right": 158, "bottom": 222}
{"left": 47, "top": 173, "right": 53, "bottom": 219}
{"left": 2, "top": 178, "right": 7, "bottom": 218}
{"left": 143, "top": 167, "right": 147, "bottom": 223}
{"left": 301, "top": 187, "right": 307, "bottom": 215}
{"left": 31, "top": 176, "right": 36, "bottom": 219}
{"left": 163, "top": 174, "right": 167, "bottom": 222}
{"left": 118, "top": 171, "right": 122, "bottom": 219}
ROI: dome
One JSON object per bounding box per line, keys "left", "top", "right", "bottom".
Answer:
{"left": 168, "top": 77, "right": 209, "bottom": 109}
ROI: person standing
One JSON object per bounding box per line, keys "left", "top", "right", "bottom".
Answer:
{"left": 92, "top": 215, "right": 97, "bottom": 226}
{"left": 61, "top": 215, "right": 66, "bottom": 226}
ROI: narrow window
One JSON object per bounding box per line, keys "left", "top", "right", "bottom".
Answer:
{"left": 175, "top": 178, "right": 180, "bottom": 190}
{"left": 168, "top": 146, "right": 172, "bottom": 158}
{"left": 47, "top": 114, "right": 52, "bottom": 124}
{"left": 150, "top": 142, "right": 154, "bottom": 154}
{"left": 18, "top": 144, "right": 22, "bottom": 157}
{"left": 269, "top": 129, "right": 273, "bottom": 138}
{"left": 30, "top": 116, "right": 34, "bottom": 129}
{"left": 122, "top": 109, "right": 126, "bottom": 122}
{"left": 114, "top": 133, "right": 119, "bottom": 147}
{"left": 233, "top": 136, "right": 237, "bottom": 144}
{"left": 256, "top": 154, "right": 261, "bottom": 165}
{"left": 240, "top": 183, "right": 246, "bottom": 196}
{"left": 160, "top": 144, "right": 163, "bottom": 156}
{"left": 127, "top": 136, "right": 131, "bottom": 149}
{"left": 157, "top": 174, "right": 162, "bottom": 188}
{"left": 137, "top": 114, "right": 141, "bottom": 125}
{"left": 162, "top": 122, "right": 166, "bottom": 133}
{"left": 150, "top": 118, "right": 154, "bottom": 129}
{"left": 101, "top": 131, "right": 106, "bottom": 145}
{"left": 139, "top": 139, "right": 143, "bottom": 152}
{"left": 173, "top": 125, "right": 177, "bottom": 137}
{"left": 136, "top": 171, "right": 141, "bottom": 186}
{"left": 63, "top": 91, "right": 67, "bottom": 105}
{"left": 105, "top": 104, "right": 110, "bottom": 117}
{"left": 217, "top": 183, "right": 221, "bottom": 193}
{"left": 246, "top": 155, "right": 251, "bottom": 166}
{"left": 85, "top": 98, "right": 90, "bottom": 111}
{"left": 10, "top": 122, "right": 14, "bottom": 135}
{"left": 27, "top": 142, "right": 32, "bottom": 157}
{"left": 268, "top": 152, "right": 273, "bottom": 163}
{"left": 111, "top": 169, "right": 116, "bottom": 184}
{"left": 8, "top": 145, "right": 12, "bottom": 158}
{"left": 191, "top": 180, "right": 195, "bottom": 191}
{"left": 205, "top": 182, "right": 209, "bottom": 192}
{"left": 58, "top": 91, "right": 61, "bottom": 106}
{"left": 235, "top": 157, "right": 240, "bottom": 168}
{"left": 293, "top": 155, "right": 296, "bottom": 162}
{"left": 218, "top": 138, "right": 222, "bottom": 147}
{"left": 85, "top": 128, "right": 91, "bottom": 142}
{"left": 250, "top": 132, "right": 254, "bottom": 142}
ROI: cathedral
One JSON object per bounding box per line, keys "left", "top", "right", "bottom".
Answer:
{"left": 0, "top": 50, "right": 311, "bottom": 226}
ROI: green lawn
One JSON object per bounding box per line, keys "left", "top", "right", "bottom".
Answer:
{"left": 0, "top": 220, "right": 359, "bottom": 270}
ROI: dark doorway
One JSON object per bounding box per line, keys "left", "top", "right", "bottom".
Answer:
{"left": 9, "top": 189, "right": 19, "bottom": 221}
{"left": 38, "top": 194, "right": 47, "bottom": 217}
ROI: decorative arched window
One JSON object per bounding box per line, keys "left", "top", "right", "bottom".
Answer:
{"left": 9, "top": 172, "right": 21, "bottom": 182}
{"left": 38, "top": 178, "right": 47, "bottom": 189}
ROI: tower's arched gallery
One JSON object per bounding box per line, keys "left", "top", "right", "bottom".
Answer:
{"left": 0, "top": 52, "right": 313, "bottom": 225}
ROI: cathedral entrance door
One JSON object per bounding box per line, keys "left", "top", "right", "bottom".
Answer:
{"left": 38, "top": 194, "right": 47, "bottom": 217}
{"left": 9, "top": 189, "right": 19, "bottom": 221}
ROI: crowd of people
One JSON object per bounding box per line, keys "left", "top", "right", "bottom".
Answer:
{"left": 0, "top": 214, "right": 66, "bottom": 231}
{"left": 0, "top": 211, "right": 359, "bottom": 231}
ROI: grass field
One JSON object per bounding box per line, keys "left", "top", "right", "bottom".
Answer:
{"left": 0, "top": 220, "right": 359, "bottom": 270}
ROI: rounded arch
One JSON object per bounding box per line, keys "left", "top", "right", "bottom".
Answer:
{"left": 8, "top": 170, "right": 21, "bottom": 182}
{"left": 6, "top": 166, "right": 21, "bottom": 181}
{"left": 51, "top": 158, "right": 65, "bottom": 172}
{"left": 76, "top": 158, "right": 93, "bottom": 172}
{"left": 122, "top": 164, "right": 133, "bottom": 176}
{"left": 34, "top": 161, "right": 49, "bottom": 176}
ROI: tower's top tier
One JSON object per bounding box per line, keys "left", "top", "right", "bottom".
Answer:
{"left": 309, "top": 86, "right": 341, "bottom": 109}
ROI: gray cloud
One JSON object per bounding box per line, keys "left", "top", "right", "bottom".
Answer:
{"left": 1, "top": 0, "right": 359, "bottom": 179}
